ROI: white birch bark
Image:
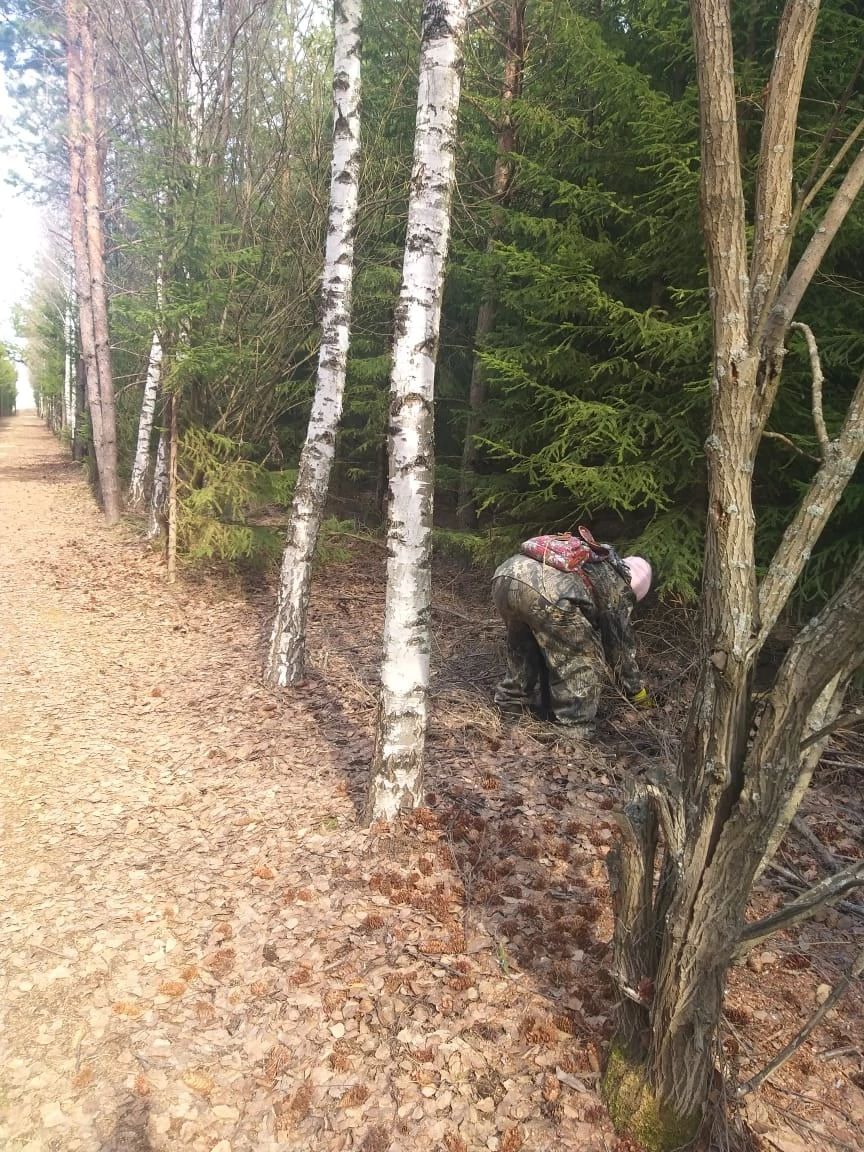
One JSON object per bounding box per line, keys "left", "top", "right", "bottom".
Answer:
{"left": 266, "top": 0, "right": 364, "bottom": 687}
{"left": 128, "top": 326, "right": 163, "bottom": 508}
{"left": 147, "top": 428, "right": 168, "bottom": 540}
{"left": 365, "top": 0, "right": 469, "bottom": 823}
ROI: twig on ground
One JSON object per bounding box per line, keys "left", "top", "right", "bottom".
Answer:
{"left": 737, "top": 945, "right": 864, "bottom": 1097}
{"left": 791, "top": 814, "right": 841, "bottom": 873}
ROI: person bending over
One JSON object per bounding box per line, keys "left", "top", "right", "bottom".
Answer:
{"left": 492, "top": 527, "right": 652, "bottom": 734}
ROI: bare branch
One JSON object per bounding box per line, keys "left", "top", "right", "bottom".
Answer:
{"left": 736, "top": 860, "right": 864, "bottom": 957}
{"left": 749, "top": 0, "right": 822, "bottom": 335}
{"left": 760, "top": 142, "right": 864, "bottom": 355}
{"left": 801, "top": 703, "right": 864, "bottom": 751}
{"left": 761, "top": 429, "right": 820, "bottom": 464}
{"left": 798, "top": 50, "right": 864, "bottom": 202}
{"left": 802, "top": 114, "right": 864, "bottom": 213}
{"left": 737, "top": 946, "right": 864, "bottom": 1096}
{"left": 757, "top": 370, "right": 864, "bottom": 645}
{"left": 755, "top": 669, "right": 848, "bottom": 882}
{"left": 790, "top": 321, "right": 829, "bottom": 458}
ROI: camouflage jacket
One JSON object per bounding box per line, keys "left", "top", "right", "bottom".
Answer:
{"left": 493, "top": 553, "right": 643, "bottom": 696}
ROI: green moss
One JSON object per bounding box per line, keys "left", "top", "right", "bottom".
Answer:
{"left": 602, "top": 1047, "right": 700, "bottom": 1152}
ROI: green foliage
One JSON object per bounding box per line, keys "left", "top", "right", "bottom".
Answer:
{"left": 630, "top": 510, "right": 705, "bottom": 602}
{"left": 8, "top": 0, "right": 862, "bottom": 607}
{"left": 0, "top": 346, "right": 18, "bottom": 416}
{"left": 177, "top": 427, "right": 296, "bottom": 564}
{"left": 431, "top": 525, "right": 525, "bottom": 571}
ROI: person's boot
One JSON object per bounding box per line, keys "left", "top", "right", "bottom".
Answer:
{"left": 554, "top": 721, "right": 596, "bottom": 747}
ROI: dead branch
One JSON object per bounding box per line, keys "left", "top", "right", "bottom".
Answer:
{"left": 791, "top": 814, "right": 840, "bottom": 873}
{"left": 758, "top": 142, "right": 864, "bottom": 363}
{"left": 800, "top": 703, "right": 864, "bottom": 751}
{"left": 790, "top": 321, "right": 829, "bottom": 458}
{"left": 735, "top": 860, "right": 864, "bottom": 957}
{"left": 756, "top": 369, "right": 864, "bottom": 646}
{"left": 761, "top": 429, "right": 821, "bottom": 464}
{"left": 737, "top": 945, "right": 864, "bottom": 1097}
{"left": 798, "top": 50, "right": 864, "bottom": 205}
{"left": 802, "top": 113, "right": 864, "bottom": 213}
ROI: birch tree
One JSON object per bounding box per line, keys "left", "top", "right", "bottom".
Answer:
{"left": 128, "top": 320, "right": 163, "bottom": 508}
{"left": 128, "top": 238, "right": 165, "bottom": 509}
{"left": 147, "top": 428, "right": 169, "bottom": 541}
{"left": 604, "top": 3, "right": 864, "bottom": 1147}
{"left": 266, "top": 0, "right": 364, "bottom": 687}
{"left": 364, "top": 0, "right": 469, "bottom": 823}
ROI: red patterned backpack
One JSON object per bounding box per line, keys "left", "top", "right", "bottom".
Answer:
{"left": 520, "top": 525, "right": 610, "bottom": 573}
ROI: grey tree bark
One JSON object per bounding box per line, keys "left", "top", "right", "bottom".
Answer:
{"left": 66, "top": 0, "right": 105, "bottom": 496}
{"left": 604, "top": 3, "right": 864, "bottom": 1146}
{"left": 79, "top": 1, "right": 121, "bottom": 524}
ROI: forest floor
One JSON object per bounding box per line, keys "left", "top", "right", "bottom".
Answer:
{"left": 0, "top": 411, "right": 863, "bottom": 1152}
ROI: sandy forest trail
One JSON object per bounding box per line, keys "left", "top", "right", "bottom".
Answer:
{"left": 1, "top": 414, "right": 863, "bottom": 1152}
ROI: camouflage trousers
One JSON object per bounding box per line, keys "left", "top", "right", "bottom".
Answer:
{"left": 492, "top": 574, "right": 606, "bottom": 726}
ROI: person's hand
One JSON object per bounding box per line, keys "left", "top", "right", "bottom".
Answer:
{"left": 630, "top": 687, "right": 655, "bottom": 709}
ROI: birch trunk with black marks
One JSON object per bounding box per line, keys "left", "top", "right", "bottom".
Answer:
{"left": 457, "top": 0, "right": 525, "bottom": 528}
{"left": 147, "top": 428, "right": 168, "bottom": 541}
{"left": 266, "top": 0, "right": 364, "bottom": 687}
{"left": 128, "top": 327, "right": 163, "bottom": 508}
{"left": 365, "top": 0, "right": 469, "bottom": 823}
{"left": 604, "top": 4, "right": 864, "bottom": 1147}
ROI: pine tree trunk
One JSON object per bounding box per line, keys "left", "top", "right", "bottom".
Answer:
{"left": 66, "top": 0, "right": 106, "bottom": 487}
{"left": 457, "top": 0, "right": 525, "bottom": 529}
{"left": 128, "top": 329, "right": 163, "bottom": 508}
{"left": 147, "top": 428, "right": 168, "bottom": 541}
{"left": 63, "top": 298, "right": 74, "bottom": 432}
{"left": 73, "top": 355, "right": 87, "bottom": 462}
{"left": 266, "top": 0, "right": 364, "bottom": 687}
{"left": 80, "top": 5, "right": 121, "bottom": 524}
{"left": 365, "top": 0, "right": 469, "bottom": 823}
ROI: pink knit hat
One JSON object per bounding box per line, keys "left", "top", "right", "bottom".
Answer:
{"left": 623, "top": 556, "right": 652, "bottom": 602}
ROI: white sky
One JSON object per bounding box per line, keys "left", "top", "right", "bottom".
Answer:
{"left": 1, "top": 63, "right": 43, "bottom": 408}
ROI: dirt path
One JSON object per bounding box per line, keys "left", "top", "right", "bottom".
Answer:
{"left": 1, "top": 414, "right": 862, "bottom": 1152}
{"left": 0, "top": 415, "right": 617, "bottom": 1152}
